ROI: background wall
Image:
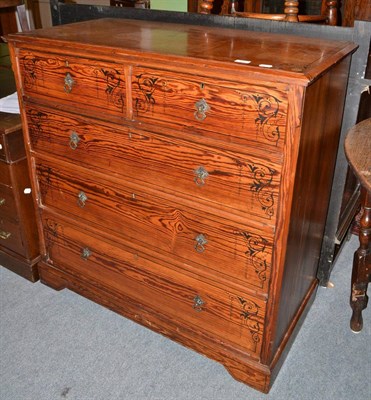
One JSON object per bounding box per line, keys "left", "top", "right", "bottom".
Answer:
{"left": 151, "top": 0, "right": 187, "bottom": 12}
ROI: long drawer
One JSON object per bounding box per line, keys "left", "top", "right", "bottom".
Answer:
{"left": 18, "top": 50, "right": 128, "bottom": 120}
{"left": 36, "top": 159, "right": 273, "bottom": 292}
{"left": 42, "top": 212, "right": 266, "bottom": 359}
{"left": 132, "top": 67, "right": 288, "bottom": 150}
{"left": 26, "top": 104, "right": 280, "bottom": 223}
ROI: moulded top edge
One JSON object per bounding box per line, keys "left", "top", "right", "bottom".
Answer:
{"left": 6, "top": 18, "right": 358, "bottom": 84}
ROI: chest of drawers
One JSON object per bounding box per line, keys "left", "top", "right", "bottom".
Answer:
{"left": 0, "top": 111, "right": 39, "bottom": 281}
{"left": 7, "top": 19, "right": 357, "bottom": 393}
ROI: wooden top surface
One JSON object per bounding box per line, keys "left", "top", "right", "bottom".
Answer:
{"left": 7, "top": 18, "right": 357, "bottom": 84}
{"left": 345, "top": 118, "right": 371, "bottom": 191}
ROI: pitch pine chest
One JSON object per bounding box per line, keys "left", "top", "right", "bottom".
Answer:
{"left": 7, "top": 19, "right": 356, "bottom": 392}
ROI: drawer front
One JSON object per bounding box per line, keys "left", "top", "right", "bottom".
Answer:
{"left": 0, "top": 184, "right": 18, "bottom": 221}
{"left": 18, "top": 50, "right": 127, "bottom": 119}
{"left": 0, "top": 216, "right": 25, "bottom": 255}
{"left": 42, "top": 213, "right": 266, "bottom": 358}
{"left": 0, "top": 162, "right": 11, "bottom": 187}
{"left": 132, "top": 68, "right": 288, "bottom": 149}
{"left": 26, "top": 105, "right": 280, "bottom": 222}
{"left": 36, "top": 161, "right": 273, "bottom": 292}
{"left": 0, "top": 129, "right": 26, "bottom": 163}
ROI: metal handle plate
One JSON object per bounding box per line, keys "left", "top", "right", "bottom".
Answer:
{"left": 81, "top": 247, "right": 91, "bottom": 260}
{"left": 0, "top": 230, "right": 11, "bottom": 240}
{"left": 64, "top": 72, "right": 74, "bottom": 93}
{"left": 194, "top": 98, "right": 210, "bottom": 121}
{"left": 194, "top": 166, "right": 209, "bottom": 187}
{"left": 193, "top": 295, "right": 205, "bottom": 312}
{"left": 69, "top": 131, "right": 80, "bottom": 150}
{"left": 194, "top": 234, "right": 207, "bottom": 253}
{"left": 77, "top": 191, "right": 88, "bottom": 208}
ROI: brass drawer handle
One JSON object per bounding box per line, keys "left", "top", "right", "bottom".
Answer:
{"left": 193, "top": 295, "right": 205, "bottom": 312}
{"left": 81, "top": 247, "right": 91, "bottom": 260}
{"left": 69, "top": 131, "right": 80, "bottom": 150}
{"left": 194, "top": 98, "right": 210, "bottom": 121}
{"left": 64, "top": 72, "right": 74, "bottom": 93}
{"left": 77, "top": 191, "right": 88, "bottom": 208}
{"left": 194, "top": 166, "right": 209, "bottom": 186}
{"left": 0, "top": 230, "right": 11, "bottom": 240}
{"left": 0, "top": 198, "right": 5, "bottom": 206}
{"left": 194, "top": 234, "right": 207, "bottom": 253}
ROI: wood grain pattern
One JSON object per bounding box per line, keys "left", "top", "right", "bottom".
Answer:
{"left": 38, "top": 259, "right": 272, "bottom": 392}
{"left": 9, "top": 19, "right": 356, "bottom": 84}
{"left": 36, "top": 158, "right": 274, "bottom": 292}
{"left": 18, "top": 50, "right": 128, "bottom": 120}
{"left": 42, "top": 212, "right": 266, "bottom": 357}
{"left": 132, "top": 67, "right": 288, "bottom": 149}
{"left": 343, "top": 0, "right": 371, "bottom": 26}
{"left": 7, "top": 18, "right": 357, "bottom": 393}
{"left": 269, "top": 56, "right": 352, "bottom": 362}
{"left": 25, "top": 104, "right": 281, "bottom": 224}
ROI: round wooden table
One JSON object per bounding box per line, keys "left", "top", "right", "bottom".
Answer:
{"left": 344, "top": 118, "right": 371, "bottom": 332}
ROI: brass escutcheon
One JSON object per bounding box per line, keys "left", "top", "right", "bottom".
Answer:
{"left": 194, "top": 98, "right": 210, "bottom": 121}
{"left": 69, "top": 131, "right": 80, "bottom": 150}
{"left": 193, "top": 295, "right": 205, "bottom": 312}
{"left": 81, "top": 247, "right": 91, "bottom": 260}
{"left": 194, "top": 166, "right": 209, "bottom": 186}
{"left": 77, "top": 191, "right": 88, "bottom": 208}
{"left": 0, "top": 230, "right": 11, "bottom": 240}
{"left": 64, "top": 72, "right": 74, "bottom": 93}
{"left": 194, "top": 233, "right": 208, "bottom": 253}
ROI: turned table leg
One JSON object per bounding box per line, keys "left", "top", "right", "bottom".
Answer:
{"left": 350, "top": 187, "right": 371, "bottom": 333}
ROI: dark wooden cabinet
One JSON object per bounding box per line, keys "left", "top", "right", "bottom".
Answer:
{"left": 0, "top": 112, "right": 40, "bottom": 281}
{"left": 7, "top": 19, "right": 356, "bottom": 392}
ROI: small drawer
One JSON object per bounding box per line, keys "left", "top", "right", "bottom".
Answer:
{"left": 26, "top": 104, "right": 281, "bottom": 223}
{"left": 0, "top": 217, "right": 25, "bottom": 256}
{"left": 0, "top": 113, "right": 25, "bottom": 163}
{"left": 18, "top": 50, "right": 128, "bottom": 120}
{"left": 36, "top": 160, "right": 274, "bottom": 292}
{"left": 132, "top": 68, "right": 288, "bottom": 150}
{"left": 0, "top": 184, "right": 18, "bottom": 221}
{"left": 42, "top": 213, "right": 266, "bottom": 358}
